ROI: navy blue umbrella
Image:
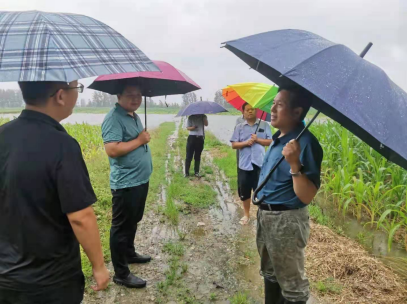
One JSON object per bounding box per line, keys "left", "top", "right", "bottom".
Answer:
{"left": 176, "top": 101, "right": 228, "bottom": 117}
{"left": 223, "top": 29, "right": 407, "bottom": 204}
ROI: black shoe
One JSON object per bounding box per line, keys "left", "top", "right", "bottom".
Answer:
{"left": 283, "top": 300, "right": 305, "bottom": 304}
{"left": 127, "top": 252, "right": 151, "bottom": 264}
{"left": 113, "top": 273, "right": 146, "bottom": 288}
{"left": 194, "top": 172, "right": 201, "bottom": 178}
{"left": 184, "top": 173, "right": 190, "bottom": 178}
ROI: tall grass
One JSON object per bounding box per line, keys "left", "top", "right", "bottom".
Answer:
{"left": 0, "top": 117, "right": 10, "bottom": 126}
{"left": 312, "top": 121, "right": 407, "bottom": 251}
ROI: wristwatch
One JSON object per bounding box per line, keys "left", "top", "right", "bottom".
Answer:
{"left": 290, "top": 165, "right": 304, "bottom": 176}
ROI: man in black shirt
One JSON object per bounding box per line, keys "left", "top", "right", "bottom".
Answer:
{"left": 0, "top": 81, "right": 109, "bottom": 304}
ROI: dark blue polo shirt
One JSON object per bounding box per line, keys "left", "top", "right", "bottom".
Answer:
{"left": 258, "top": 124, "right": 323, "bottom": 209}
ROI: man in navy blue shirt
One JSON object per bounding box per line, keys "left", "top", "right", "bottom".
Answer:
{"left": 256, "top": 87, "right": 323, "bottom": 304}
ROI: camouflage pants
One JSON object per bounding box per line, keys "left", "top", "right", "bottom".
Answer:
{"left": 256, "top": 207, "right": 310, "bottom": 302}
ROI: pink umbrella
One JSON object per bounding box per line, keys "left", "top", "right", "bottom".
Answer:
{"left": 89, "top": 60, "right": 201, "bottom": 129}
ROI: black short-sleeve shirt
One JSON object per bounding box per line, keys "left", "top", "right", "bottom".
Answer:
{"left": 0, "top": 110, "right": 97, "bottom": 290}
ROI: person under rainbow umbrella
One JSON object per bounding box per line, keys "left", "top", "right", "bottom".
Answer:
{"left": 223, "top": 83, "right": 277, "bottom": 226}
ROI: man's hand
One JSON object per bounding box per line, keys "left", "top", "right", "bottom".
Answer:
{"left": 251, "top": 134, "right": 258, "bottom": 142}
{"left": 246, "top": 139, "right": 255, "bottom": 147}
{"left": 282, "top": 139, "right": 301, "bottom": 171}
{"left": 138, "top": 130, "right": 151, "bottom": 145}
{"left": 91, "top": 265, "right": 110, "bottom": 291}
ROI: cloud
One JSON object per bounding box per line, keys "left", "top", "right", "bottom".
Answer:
{"left": 1, "top": 0, "right": 406, "bottom": 103}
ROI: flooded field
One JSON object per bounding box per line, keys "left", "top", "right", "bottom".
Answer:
{"left": 0, "top": 112, "right": 242, "bottom": 144}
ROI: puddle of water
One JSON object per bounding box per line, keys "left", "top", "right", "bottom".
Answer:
{"left": 192, "top": 227, "right": 206, "bottom": 237}
{"left": 317, "top": 198, "right": 407, "bottom": 259}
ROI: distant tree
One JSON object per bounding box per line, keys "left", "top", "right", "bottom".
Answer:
{"left": 182, "top": 92, "right": 197, "bottom": 106}
{"left": 89, "top": 91, "right": 116, "bottom": 107}
{"left": 0, "top": 89, "right": 24, "bottom": 108}
{"left": 79, "top": 98, "right": 86, "bottom": 107}
{"left": 214, "top": 90, "right": 227, "bottom": 106}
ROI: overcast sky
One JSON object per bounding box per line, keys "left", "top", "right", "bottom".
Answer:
{"left": 0, "top": 0, "right": 406, "bottom": 104}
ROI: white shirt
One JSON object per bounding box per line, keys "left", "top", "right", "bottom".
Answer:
{"left": 187, "top": 115, "right": 207, "bottom": 136}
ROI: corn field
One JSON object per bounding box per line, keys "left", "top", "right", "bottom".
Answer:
{"left": 312, "top": 121, "right": 407, "bottom": 251}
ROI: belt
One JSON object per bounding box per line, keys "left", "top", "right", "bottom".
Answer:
{"left": 259, "top": 204, "right": 295, "bottom": 211}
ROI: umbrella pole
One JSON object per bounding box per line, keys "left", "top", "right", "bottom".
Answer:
{"left": 252, "top": 42, "right": 374, "bottom": 205}
{"left": 255, "top": 111, "right": 266, "bottom": 134}
{"left": 144, "top": 96, "right": 147, "bottom": 131}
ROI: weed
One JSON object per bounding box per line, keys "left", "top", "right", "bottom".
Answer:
{"left": 163, "top": 241, "right": 185, "bottom": 256}
{"left": 313, "top": 277, "right": 343, "bottom": 294}
{"left": 229, "top": 292, "right": 252, "bottom": 304}
{"left": 181, "top": 263, "right": 188, "bottom": 274}
{"left": 209, "top": 293, "right": 218, "bottom": 301}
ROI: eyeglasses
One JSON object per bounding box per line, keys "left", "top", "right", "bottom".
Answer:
{"left": 50, "top": 83, "right": 84, "bottom": 97}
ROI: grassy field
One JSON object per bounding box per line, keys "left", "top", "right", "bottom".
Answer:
{"left": 0, "top": 117, "right": 9, "bottom": 125}
{"left": 0, "top": 108, "right": 22, "bottom": 114}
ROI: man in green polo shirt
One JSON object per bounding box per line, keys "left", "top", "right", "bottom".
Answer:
{"left": 101, "top": 83, "right": 152, "bottom": 289}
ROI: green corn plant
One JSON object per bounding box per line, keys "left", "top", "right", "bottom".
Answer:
{"left": 342, "top": 169, "right": 367, "bottom": 221}
{"left": 377, "top": 208, "right": 404, "bottom": 251}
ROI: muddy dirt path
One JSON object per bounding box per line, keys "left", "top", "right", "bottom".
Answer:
{"left": 83, "top": 121, "right": 268, "bottom": 304}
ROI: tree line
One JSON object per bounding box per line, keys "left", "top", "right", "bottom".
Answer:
{"left": 182, "top": 90, "right": 232, "bottom": 108}
{"left": 0, "top": 89, "right": 24, "bottom": 108}
{"left": 0, "top": 89, "right": 232, "bottom": 109}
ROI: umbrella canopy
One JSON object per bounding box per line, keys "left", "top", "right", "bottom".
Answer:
{"left": 176, "top": 101, "right": 228, "bottom": 117}
{"left": 225, "top": 83, "right": 278, "bottom": 113}
{"left": 224, "top": 29, "right": 407, "bottom": 172}
{"left": 0, "top": 11, "right": 158, "bottom": 83}
{"left": 88, "top": 60, "right": 201, "bottom": 96}
{"left": 222, "top": 86, "right": 270, "bottom": 121}
{"left": 222, "top": 82, "right": 278, "bottom": 121}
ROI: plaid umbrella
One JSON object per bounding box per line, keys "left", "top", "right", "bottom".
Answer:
{"left": 0, "top": 11, "right": 159, "bottom": 82}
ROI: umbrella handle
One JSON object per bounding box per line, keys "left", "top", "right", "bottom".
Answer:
{"left": 252, "top": 110, "right": 321, "bottom": 205}
{"left": 255, "top": 111, "right": 266, "bottom": 134}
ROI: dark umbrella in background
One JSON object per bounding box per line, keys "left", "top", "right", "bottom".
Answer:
{"left": 176, "top": 101, "right": 228, "bottom": 117}
{"left": 0, "top": 11, "right": 159, "bottom": 82}
{"left": 89, "top": 60, "right": 201, "bottom": 129}
{"left": 223, "top": 29, "right": 407, "bottom": 204}
{"left": 176, "top": 100, "right": 228, "bottom": 139}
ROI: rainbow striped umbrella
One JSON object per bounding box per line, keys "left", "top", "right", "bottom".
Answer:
{"left": 222, "top": 82, "right": 278, "bottom": 120}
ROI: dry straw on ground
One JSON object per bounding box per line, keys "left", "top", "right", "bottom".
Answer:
{"left": 306, "top": 222, "right": 407, "bottom": 303}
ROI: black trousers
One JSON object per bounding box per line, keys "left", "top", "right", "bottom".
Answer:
{"left": 185, "top": 135, "right": 204, "bottom": 174}
{"left": 0, "top": 275, "right": 84, "bottom": 304}
{"left": 110, "top": 182, "right": 149, "bottom": 278}
{"left": 238, "top": 164, "right": 261, "bottom": 201}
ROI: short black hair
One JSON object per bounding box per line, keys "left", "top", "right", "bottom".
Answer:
{"left": 18, "top": 81, "right": 69, "bottom": 106}
{"left": 242, "top": 102, "right": 249, "bottom": 112}
{"left": 278, "top": 86, "right": 313, "bottom": 121}
{"left": 117, "top": 79, "right": 143, "bottom": 95}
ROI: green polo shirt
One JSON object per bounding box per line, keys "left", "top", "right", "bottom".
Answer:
{"left": 101, "top": 103, "right": 152, "bottom": 190}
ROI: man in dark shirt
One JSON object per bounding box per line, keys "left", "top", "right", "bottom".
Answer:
{"left": 0, "top": 81, "right": 109, "bottom": 304}
{"left": 256, "top": 87, "right": 323, "bottom": 304}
